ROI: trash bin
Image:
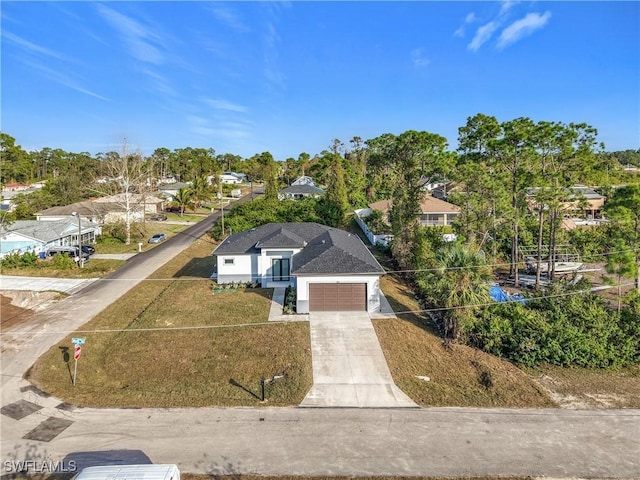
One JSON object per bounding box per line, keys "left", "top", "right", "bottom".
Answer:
{"left": 39, "top": 251, "right": 46, "bottom": 259}
{"left": 138, "top": 242, "right": 143, "bottom": 252}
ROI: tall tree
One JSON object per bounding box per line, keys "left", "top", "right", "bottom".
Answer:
{"left": 95, "top": 141, "right": 150, "bottom": 245}
{"left": 0, "top": 133, "right": 32, "bottom": 184}
{"left": 605, "top": 185, "right": 640, "bottom": 294}
{"left": 367, "top": 130, "right": 452, "bottom": 270}
{"left": 317, "top": 149, "right": 349, "bottom": 227}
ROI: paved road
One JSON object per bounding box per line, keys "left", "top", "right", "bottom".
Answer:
{"left": 1, "top": 188, "right": 639, "bottom": 479}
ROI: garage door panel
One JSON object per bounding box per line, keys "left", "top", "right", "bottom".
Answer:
{"left": 309, "top": 283, "right": 366, "bottom": 311}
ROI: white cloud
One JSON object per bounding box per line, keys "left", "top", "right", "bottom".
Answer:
{"left": 208, "top": 5, "right": 249, "bottom": 32}
{"left": 454, "top": 11, "right": 477, "bottom": 38}
{"left": 500, "top": 1, "right": 518, "bottom": 16}
{"left": 203, "top": 98, "right": 248, "bottom": 113}
{"left": 468, "top": 21, "right": 499, "bottom": 52}
{"left": 411, "top": 48, "right": 430, "bottom": 68}
{"left": 3, "top": 31, "right": 71, "bottom": 61}
{"left": 497, "top": 11, "right": 552, "bottom": 49}
{"left": 21, "top": 58, "right": 108, "bottom": 101}
{"left": 96, "top": 4, "right": 164, "bottom": 65}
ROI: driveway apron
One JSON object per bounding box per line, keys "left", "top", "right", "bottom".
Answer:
{"left": 301, "top": 311, "right": 417, "bottom": 408}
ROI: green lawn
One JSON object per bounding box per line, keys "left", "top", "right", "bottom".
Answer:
{"left": 28, "top": 236, "right": 312, "bottom": 407}
{"left": 95, "top": 223, "right": 192, "bottom": 254}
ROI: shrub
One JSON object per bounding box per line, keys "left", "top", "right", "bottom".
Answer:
{"left": 53, "top": 253, "right": 77, "bottom": 270}
{"left": 283, "top": 286, "right": 297, "bottom": 314}
{"left": 1, "top": 251, "right": 40, "bottom": 269}
{"left": 468, "top": 289, "right": 638, "bottom": 368}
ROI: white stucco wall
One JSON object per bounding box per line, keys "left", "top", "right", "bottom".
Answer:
{"left": 295, "top": 275, "right": 381, "bottom": 313}
{"left": 216, "top": 254, "right": 253, "bottom": 283}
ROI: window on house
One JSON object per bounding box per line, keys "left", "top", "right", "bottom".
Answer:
{"left": 272, "top": 258, "right": 290, "bottom": 282}
{"left": 224, "top": 258, "right": 234, "bottom": 265}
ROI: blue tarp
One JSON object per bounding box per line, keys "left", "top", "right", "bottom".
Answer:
{"left": 489, "top": 285, "right": 527, "bottom": 303}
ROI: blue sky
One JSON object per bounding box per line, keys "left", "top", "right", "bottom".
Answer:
{"left": 2, "top": 1, "right": 638, "bottom": 160}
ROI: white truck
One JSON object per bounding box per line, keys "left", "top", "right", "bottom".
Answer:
{"left": 73, "top": 464, "right": 180, "bottom": 480}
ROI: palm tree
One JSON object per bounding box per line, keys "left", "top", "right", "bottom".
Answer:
{"left": 416, "top": 243, "right": 493, "bottom": 341}
{"left": 174, "top": 186, "right": 194, "bottom": 217}
{"left": 191, "top": 175, "right": 212, "bottom": 209}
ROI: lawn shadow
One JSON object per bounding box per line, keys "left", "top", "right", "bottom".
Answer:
{"left": 174, "top": 256, "right": 216, "bottom": 278}
{"left": 229, "top": 378, "right": 261, "bottom": 400}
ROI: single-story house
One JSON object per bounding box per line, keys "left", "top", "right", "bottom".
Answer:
{"left": 93, "top": 193, "right": 164, "bottom": 214}
{"left": 0, "top": 218, "right": 100, "bottom": 258}
{"left": 218, "top": 172, "right": 247, "bottom": 184}
{"left": 278, "top": 184, "right": 325, "bottom": 201}
{"left": 158, "top": 182, "right": 192, "bottom": 201}
{"left": 278, "top": 176, "right": 324, "bottom": 200}
{"left": 36, "top": 193, "right": 162, "bottom": 225}
{"left": 212, "top": 222, "right": 386, "bottom": 313}
{"left": 369, "top": 196, "right": 460, "bottom": 227}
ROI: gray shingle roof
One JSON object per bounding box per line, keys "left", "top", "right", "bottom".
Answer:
{"left": 213, "top": 222, "right": 384, "bottom": 275}
{"left": 278, "top": 185, "right": 325, "bottom": 196}
{"left": 6, "top": 219, "right": 99, "bottom": 243}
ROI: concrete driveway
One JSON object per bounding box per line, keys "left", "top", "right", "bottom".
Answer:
{"left": 301, "top": 311, "right": 417, "bottom": 408}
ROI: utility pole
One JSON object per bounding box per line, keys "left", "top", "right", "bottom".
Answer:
{"left": 219, "top": 181, "right": 224, "bottom": 235}
{"left": 72, "top": 212, "right": 84, "bottom": 268}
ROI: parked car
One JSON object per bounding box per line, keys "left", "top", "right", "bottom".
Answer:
{"left": 46, "top": 246, "right": 90, "bottom": 263}
{"left": 164, "top": 205, "right": 181, "bottom": 213}
{"left": 148, "top": 233, "right": 166, "bottom": 244}
{"left": 148, "top": 213, "right": 168, "bottom": 221}
{"left": 75, "top": 245, "right": 96, "bottom": 255}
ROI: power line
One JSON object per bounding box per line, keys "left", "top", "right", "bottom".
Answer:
{"left": 2, "top": 282, "right": 635, "bottom": 338}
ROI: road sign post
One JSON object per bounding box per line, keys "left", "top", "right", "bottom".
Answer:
{"left": 71, "top": 338, "right": 85, "bottom": 386}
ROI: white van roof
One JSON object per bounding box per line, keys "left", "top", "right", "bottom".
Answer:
{"left": 74, "top": 464, "right": 180, "bottom": 480}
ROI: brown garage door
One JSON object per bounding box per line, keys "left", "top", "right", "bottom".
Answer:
{"left": 309, "top": 283, "right": 366, "bottom": 311}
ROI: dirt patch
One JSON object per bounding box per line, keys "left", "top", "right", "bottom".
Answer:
{"left": 0, "top": 290, "right": 64, "bottom": 330}
{"left": 531, "top": 366, "right": 640, "bottom": 409}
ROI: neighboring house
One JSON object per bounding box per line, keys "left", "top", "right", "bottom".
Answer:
{"left": 278, "top": 184, "right": 325, "bottom": 201}
{"left": 1, "top": 184, "right": 43, "bottom": 212}
{"left": 36, "top": 193, "right": 162, "bottom": 225}
{"left": 158, "top": 182, "right": 192, "bottom": 201}
{"left": 291, "top": 176, "right": 316, "bottom": 186}
{"left": 525, "top": 186, "right": 606, "bottom": 222}
{"left": 2, "top": 182, "right": 30, "bottom": 192}
{"left": 369, "top": 196, "right": 461, "bottom": 227}
{"left": 218, "top": 172, "right": 247, "bottom": 184}
{"left": 0, "top": 218, "right": 100, "bottom": 258}
{"left": 93, "top": 193, "right": 164, "bottom": 214}
{"left": 278, "top": 176, "right": 325, "bottom": 200}
{"left": 211, "top": 222, "right": 386, "bottom": 313}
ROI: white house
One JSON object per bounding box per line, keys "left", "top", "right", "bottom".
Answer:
{"left": 211, "top": 222, "right": 386, "bottom": 313}
{"left": 218, "top": 172, "right": 247, "bottom": 184}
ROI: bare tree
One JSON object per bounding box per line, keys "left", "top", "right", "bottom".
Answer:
{"left": 95, "top": 140, "right": 151, "bottom": 245}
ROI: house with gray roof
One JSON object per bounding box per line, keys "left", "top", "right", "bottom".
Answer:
{"left": 0, "top": 218, "right": 100, "bottom": 258}
{"left": 212, "top": 222, "right": 385, "bottom": 313}
{"left": 278, "top": 176, "right": 324, "bottom": 201}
